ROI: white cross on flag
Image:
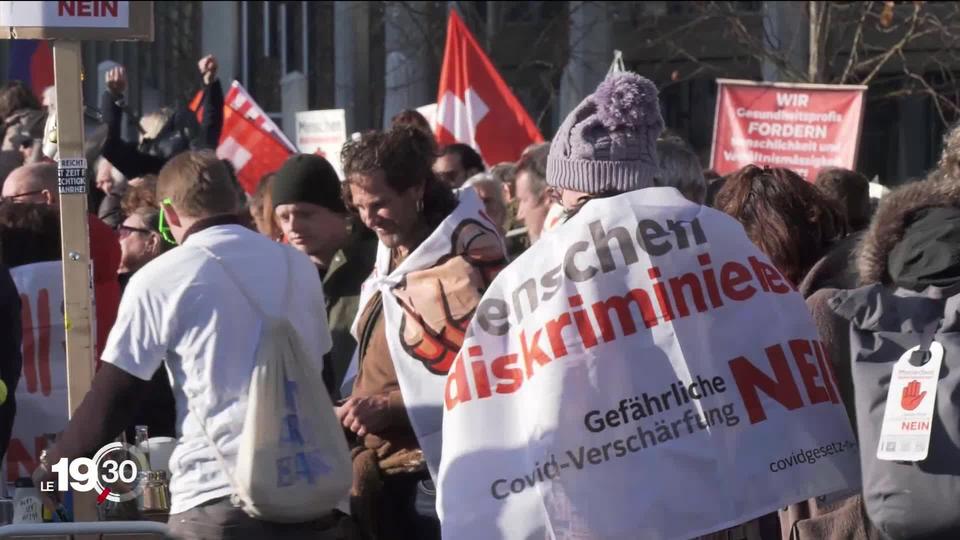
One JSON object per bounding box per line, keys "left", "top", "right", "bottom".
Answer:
{"left": 436, "top": 11, "right": 543, "bottom": 164}
{"left": 191, "top": 81, "right": 294, "bottom": 193}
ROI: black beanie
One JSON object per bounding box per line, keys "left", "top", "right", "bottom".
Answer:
{"left": 271, "top": 154, "right": 346, "bottom": 213}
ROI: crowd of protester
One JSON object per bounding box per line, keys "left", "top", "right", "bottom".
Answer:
{"left": 0, "top": 52, "right": 955, "bottom": 540}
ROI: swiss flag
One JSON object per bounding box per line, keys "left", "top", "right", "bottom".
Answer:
{"left": 190, "top": 81, "right": 294, "bottom": 193}
{"left": 222, "top": 81, "right": 298, "bottom": 152}
{"left": 436, "top": 11, "right": 543, "bottom": 165}
{"left": 217, "top": 107, "right": 291, "bottom": 194}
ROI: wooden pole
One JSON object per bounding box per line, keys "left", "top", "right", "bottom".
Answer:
{"left": 52, "top": 39, "right": 98, "bottom": 527}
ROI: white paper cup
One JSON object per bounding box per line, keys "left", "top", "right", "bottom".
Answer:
{"left": 140, "top": 437, "right": 176, "bottom": 474}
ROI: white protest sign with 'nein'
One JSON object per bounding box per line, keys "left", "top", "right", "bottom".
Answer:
{"left": 438, "top": 187, "right": 861, "bottom": 540}
{"left": 295, "top": 110, "right": 347, "bottom": 179}
{"left": 7, "top": 262, "right": 68, "bottom": 484}
{"left": 0, "top": 1, "right": 130, "bottom": 29}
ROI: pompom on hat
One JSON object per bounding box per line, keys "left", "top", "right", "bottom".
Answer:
{"left": 546, "top": 71, "right": 664, "bottom": 193}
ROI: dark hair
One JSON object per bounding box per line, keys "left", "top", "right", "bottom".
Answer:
{"left": 0, "top": 81, "right": 40, "bottom": 120}
{"left": 341, "top": 126, "right": 458, "bottom": 229}
{"left": 704, "top": 174, "right": 727, "bottom": 208}
{"left": 440, "top": 143, "right": 485, "bottom": 174}
{"left": 702, "top": 169, "right": 722, "bottom": 182}
{"left": 390, "top": 109, "right": 432, "bottom": 134}
{"left": 814, "top": 167, "right": 871, "bottom": 232}
{"left": 715, "top": 165, "right": 846, "bottom": 285}
{"left": 0, "top": 202, "right": 60, "bottom": 267}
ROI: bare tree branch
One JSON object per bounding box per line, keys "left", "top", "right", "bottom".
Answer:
{"left": 841, "top": 2, "right": 873, "bottom": 84}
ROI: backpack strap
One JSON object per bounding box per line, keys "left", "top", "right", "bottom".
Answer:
{"left": 188, "top": 244, "right": 296, "bottom": 509}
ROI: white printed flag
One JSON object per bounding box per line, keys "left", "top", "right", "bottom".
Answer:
{"left": 350, "top": 188, "right": 507, "bottom": 477}
{"left": 438, "top": 187, "right": 860, "bottom": 539}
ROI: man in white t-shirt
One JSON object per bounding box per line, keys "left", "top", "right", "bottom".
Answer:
{"left": 36, "top": 151, "right": 344, "bottom": 538}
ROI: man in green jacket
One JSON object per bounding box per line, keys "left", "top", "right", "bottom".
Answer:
{"left": 272, "top": 154, "right": 377, "bottom": 399}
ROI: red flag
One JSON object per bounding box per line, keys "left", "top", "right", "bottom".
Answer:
{"left": 189, "top": 81, "right": 298, "bottom": 152}
{"left": 436, "top": 11, "right": 543, "bottom": 165}
{"left": 189, "top": 91, "right": 203, "bottom": 122}
{"left": 217, "top": 106, "right": 291, "bottom": 194}
{"left": 223, "top": 81, "right": 297, "bottom": 152}
{"left": 188, "top": 81, "right": 294, "bottom": 193}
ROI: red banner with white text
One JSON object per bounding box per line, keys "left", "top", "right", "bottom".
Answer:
{"left": 710, "top": 80, "right": 866, "bottom": 180}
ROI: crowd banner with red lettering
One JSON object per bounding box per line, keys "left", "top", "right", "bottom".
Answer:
{"left": 710, "top": 79, "right": 867, "bottom": 180}
{"left": 6, "top": 262, "right": 67, "bottom": 483}
{"left": 346, "top": 188, "right": 507, "bottom": 478}
{"left": 438, "top": 187, "right": 861, "bottom": 540}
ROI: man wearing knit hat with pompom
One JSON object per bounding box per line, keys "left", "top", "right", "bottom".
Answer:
{"left": 272, "top": 154, "right": 377, "bottom": 399}
{"left": 436, "top": 72, "right": 858, "bottom": 540}
{"left": 545, "top": 71, "right": 664, "bottom": 212}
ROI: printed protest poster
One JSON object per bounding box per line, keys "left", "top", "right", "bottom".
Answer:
{"left": 296, "top": 109, "right": 347, "bottom": 179}
{"left": 438, "top": 187, "right": 860, "bottom": 540}
{"left": 710, "top": 79, "right": 866, "bottom": 180}
{"left": 6, "top": 262, "right": 67, "bottom": 482}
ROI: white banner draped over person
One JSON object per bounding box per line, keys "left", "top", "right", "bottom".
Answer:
{"left": 349, "top": 187, "right": 507, "bottom": 477}
{"left": 438, "top": 187, "right": 860, "bottom": 540}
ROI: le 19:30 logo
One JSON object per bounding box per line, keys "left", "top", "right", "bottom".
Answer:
{"left": 40, "top": 442, "right": 150, "bottom": 503}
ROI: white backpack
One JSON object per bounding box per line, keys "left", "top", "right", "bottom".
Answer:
{"left": 194, "top": 246, "right": 353, "bottom": 522}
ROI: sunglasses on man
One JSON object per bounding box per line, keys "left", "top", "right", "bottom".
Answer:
{"left": 116, "top": 224, "right": 154, "bottom": 238}
{"left": 157, "top": 198, "right": 178, "bottom": 245}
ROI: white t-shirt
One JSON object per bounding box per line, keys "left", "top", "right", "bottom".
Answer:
{"left": 102, "top": 224, "right": 332, "bottom": 514}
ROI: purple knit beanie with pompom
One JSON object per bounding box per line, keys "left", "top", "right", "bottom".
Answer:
{"left": 546, "top": 72, "right": 664, "bottom": 193}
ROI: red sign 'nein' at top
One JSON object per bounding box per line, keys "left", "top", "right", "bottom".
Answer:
{"left": 58, "top": 1, "right": 119, "bottom": 18}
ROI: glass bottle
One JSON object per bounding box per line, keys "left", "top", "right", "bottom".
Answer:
{"left": 134, "top": 425, "right": 150, "bottom": 467}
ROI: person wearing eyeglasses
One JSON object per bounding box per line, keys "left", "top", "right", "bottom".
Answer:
{"left": 114, "top": 206, "right": 178, "bottom": 443}
{"left": 1, "top": 162, "right": 121, "bottom": 361}
{"left": 117, "top": 206, "right": 173, "bottom": 290}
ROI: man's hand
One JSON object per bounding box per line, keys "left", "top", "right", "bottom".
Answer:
{"left": 106, "top": 66, "right": 127, "bottom": 97}
{"left": 198, "top": 54, "right": 218, "bottom": 85}
{"left": 334, "top": 394, "right": 392, "bottom": 437}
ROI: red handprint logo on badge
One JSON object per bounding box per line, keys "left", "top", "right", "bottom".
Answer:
{"left": 901, "top": 380, "right": 927, "bottom": 411}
